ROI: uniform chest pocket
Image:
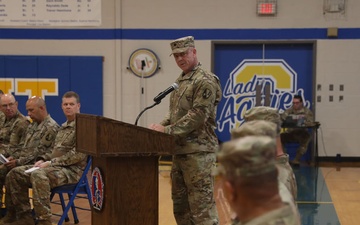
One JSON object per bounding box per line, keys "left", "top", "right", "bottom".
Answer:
{"left": 178, "top": 86, "right": 194, "bottom": 110}
{"left": 55, "top": 131, "right": 76, "bottom": 148}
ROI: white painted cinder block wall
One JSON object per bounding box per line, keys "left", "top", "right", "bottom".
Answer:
{"left": 316, "top": 40, "right": 360, "bottom": 157}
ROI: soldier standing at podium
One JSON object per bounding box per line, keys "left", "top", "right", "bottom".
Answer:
{"left": 149, "top": 36, "right": 221, "bottom": 225}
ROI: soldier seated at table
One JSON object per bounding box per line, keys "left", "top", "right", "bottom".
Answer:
{"left": 280, "top": 95, "right": 314, "bottom": 165}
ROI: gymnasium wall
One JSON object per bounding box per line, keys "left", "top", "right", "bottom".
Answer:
{"left": 0, "top": 0, "right": 359, "bottom": 157}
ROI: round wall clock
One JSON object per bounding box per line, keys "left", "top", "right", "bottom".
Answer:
{"left": 128, "top": 48, "right": 160, "bottom": 78}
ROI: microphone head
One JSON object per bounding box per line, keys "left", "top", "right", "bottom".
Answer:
{"left": 172, "top": 83, "right": 179, "bottom": 90}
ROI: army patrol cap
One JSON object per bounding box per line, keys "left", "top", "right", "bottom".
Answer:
{"left": 231, "top": 120, "right": 277, "bottom": 140}
{"left": 214, "top": 136, "right": 276, "bottom": 178}
{"left": 244, "top": 106, "right": 281, "bottom": 134}
{"left": 170, "top": 36, "right": 195, "bottom": 55}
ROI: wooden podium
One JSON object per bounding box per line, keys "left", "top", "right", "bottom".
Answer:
{"left": 76, "top": 114, "right": 174, "bottom": 225}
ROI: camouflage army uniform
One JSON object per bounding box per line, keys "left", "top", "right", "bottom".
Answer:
{"left": 160, "top": 63, "right": 221, "bottom": 225}
{"left": 215, "top": 136, "right": 300, "bottom": 225}
{"left": 242, "top": 106, "right": 297, "bottom": 200}
{"left": 277, "top": 154, "right": 297, "bottom": 199}
{"left": 278, "top": 181, "right": 301, "bottom": 223}
{"left": 0, "top": 112, "right": 5, "bottom": 128}
{"left": 280, "top": 106, "right": 314, "bottom": 160}
{"left": 4, "top": 120, "right": 87, "bottom": 222}
{"left": 0, "top": 114, "right": 59, "bottom": 200}
{"left": 0, "top": 111, "right": 29, "bottom": 149}
{"left": 3, "top": 114, "right": 59, "bottom": 162}
{"left": 230, "top": 121, "right": 299, "bottom": 222}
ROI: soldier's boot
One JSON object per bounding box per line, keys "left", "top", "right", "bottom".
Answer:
{"left": 3, "top": 212, "right": 34, "bottom": 225}
{"left": 290, "top": 152, "right": 302, "bottom": 166}
{"left": 36, "top": 220, "right": 52, "bottom": 225}
{"left": 0, "top": 208, "right": 16, "bottom": 225}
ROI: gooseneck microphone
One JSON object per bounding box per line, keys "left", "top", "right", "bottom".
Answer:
{"left": 153, "top": 83, "right": 179, "bottom": 103}
{"left": 135, "top": 82, "right": 179, "bottom": 126}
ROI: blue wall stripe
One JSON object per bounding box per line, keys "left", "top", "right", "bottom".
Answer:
{"left": 0, "top": 28, "right": 359, "bottom": 40}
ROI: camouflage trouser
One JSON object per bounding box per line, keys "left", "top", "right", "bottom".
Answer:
{"left": 171, "top": 152, "right": 219, "bottom": 225}
{"left": 281, "top": 129, "right": 311, "bottom": 156}
{"left": 5, "top": 165, "right": 77, "bottom": 220}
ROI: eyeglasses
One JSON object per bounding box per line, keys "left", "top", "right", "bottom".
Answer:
{"left": 1, "top": 102, "right": 16, "bottom": 108}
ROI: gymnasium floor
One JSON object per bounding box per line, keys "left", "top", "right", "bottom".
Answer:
{"left": 48, "top": 163, "right": 359, "bottom": 225}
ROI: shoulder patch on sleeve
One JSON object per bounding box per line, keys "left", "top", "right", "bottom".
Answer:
{"left": 42, "top": 132, "right": 56, "bottom": 147}
{"left": 45, "top": 133, "right": 54, "bottom": 142}
{"left": 202, "top": 88, "right": 212, "bottom": 99}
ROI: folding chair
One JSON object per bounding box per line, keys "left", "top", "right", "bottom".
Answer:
{"left": 50, "top": 155, "right": 92, "bottom": 225}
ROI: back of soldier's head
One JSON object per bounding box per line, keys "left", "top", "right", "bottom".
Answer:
{"left": 231, "top": 120, "right": 277, "bottom": 140}
{"left": 214, "top": 136, "right": 277, "bottom": 182}
{"left": 243, "top": 106, "right": 281, "bottom": 134}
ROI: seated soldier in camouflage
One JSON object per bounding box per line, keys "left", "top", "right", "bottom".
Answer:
{"left": 1, "top": 91, "right": 87, "bottom": 225}
{"left": 240, "top": 106, "right": 297, "bottom": 200}
{"left": 214, "top": 136, "right": 300, "bottom": 225}
{"left": 0, "top": 94, "right": 29, "bottom": 150}
{"left": 0, "top": 94, "right": 29, "bottom": 205}
{"left": 280, "top": 95, "right": 314, "bottom": 165}
{"left": 0, "top": 96, "right": 59, "bottom": 210}
{"left": 1, "top": 96, "right": 60, "bottom": 165}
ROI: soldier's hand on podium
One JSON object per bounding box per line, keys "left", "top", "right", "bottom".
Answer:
{"left": 148, "top": 123, "right": 165, "bottom": 132}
